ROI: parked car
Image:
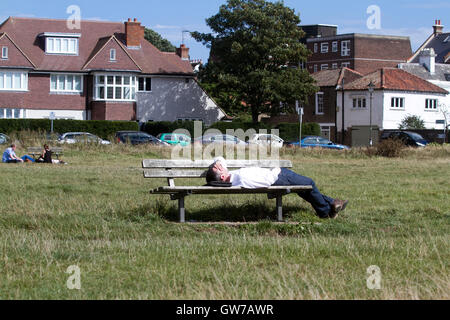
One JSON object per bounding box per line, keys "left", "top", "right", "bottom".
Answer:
{"left": 193, "top": 134, "right": 248, "bottom": 146}
{"left": 380, "top": 131, "right": 428, "bottom": 147}
{"left": 0, "top": 133, "right": 11, "bottom": 145}
{"left": 288, "top": 136, "right": 350, "bottom": 150}
{"left": 115, "top": 131, "right": 168, "bottom": 146}
{"left": 58, "top": 132, "right": 111, "bottom": 145}
{"left": 248, "top": 134, "right": 284, "bottom": 148}
{"left": 157, "top": 133, "right": 191, "bottom": 147}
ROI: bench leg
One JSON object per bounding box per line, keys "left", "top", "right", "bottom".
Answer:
{"left": 179, "top": 197, "right": 185, "bottom": 223}
{"left": 276, "top": 195, "right": 283, "bottom": 222}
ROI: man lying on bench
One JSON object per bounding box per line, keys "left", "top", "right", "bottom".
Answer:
{"left": 205, "top": 157, "right": 349, "bottom": 219}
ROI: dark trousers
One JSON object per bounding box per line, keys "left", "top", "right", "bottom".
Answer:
{"left": 273, "top": 168, "right": 335, "bottom": 218}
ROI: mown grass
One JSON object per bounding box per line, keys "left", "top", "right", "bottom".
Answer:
{"left": 0, "top": 139, "right": 449, "bottom": 300}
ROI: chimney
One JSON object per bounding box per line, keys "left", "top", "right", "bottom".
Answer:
{"left": 433, "top": 19, "right": 444, "bottom": 35}
{"left": 125, "top": 18, "right": 145, "bottom": 48}
{"left": 176, "top": 44, "right": 190, "bottom": 61}
{"left": 419, "top": 48, "right": 436, "bottom": 74}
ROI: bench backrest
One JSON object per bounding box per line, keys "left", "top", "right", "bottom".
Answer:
{"left": 142, "top": 159, "right": 292, "bottom": 179}
{"left": 28, "top": 147, "right": 63, "bottom": 154}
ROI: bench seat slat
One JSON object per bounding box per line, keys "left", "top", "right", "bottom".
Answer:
{"left": 144, "top": 169, "right": 207, "bottom": 178}
{"left": 143, "top": 159, "right": 292, "bottom": 169}
{"left": 150, "top": 185, "right": 312, "bottom": 195}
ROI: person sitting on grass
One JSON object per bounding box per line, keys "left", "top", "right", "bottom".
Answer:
{"left": 205, "top": 157, "right": 349, "bottom": 219}
{"left": 36, "top": 144, "right": 66, "bottom": 164}
{"left": 2, "top": 144, "right": 34, "bottom": 163}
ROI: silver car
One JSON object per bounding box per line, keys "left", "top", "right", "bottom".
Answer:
{"left": 58, "top": 132, "right": 111, "bottom": 145}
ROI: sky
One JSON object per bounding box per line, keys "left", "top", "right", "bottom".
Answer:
{"left": 1, "top": 0, "right": 449, "bottom": 62}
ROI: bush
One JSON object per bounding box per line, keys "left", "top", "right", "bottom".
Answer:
{"left": 367, "top": 139, "right": 406, "bottom": 158}
{"left": 0, "top": 119, "right": 139, "bottom": 139}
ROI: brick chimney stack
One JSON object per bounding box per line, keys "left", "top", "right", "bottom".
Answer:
{"left": 125, "top": 18, "right": 145, "bottom": 48}
{"left": 176, "top": 44, "right": 190, "bottom": 61}
{"left": 433, "top": 19, "right": 444, "bottom": 35}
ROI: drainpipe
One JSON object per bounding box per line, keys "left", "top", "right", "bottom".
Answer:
{"left": 341, "top": 77, "right": 345, "bottom": 144}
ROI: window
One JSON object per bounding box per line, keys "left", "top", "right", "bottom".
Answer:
{"left": 50, "top": 74, "right": 83, "bottom": 93}
{"left": 46, "top": 37, "right": 78, "bottom": 54}
{"left": 425, "top": 99, "right": 438, "bottom": 110}
{"left": 321, "top": 64, "right": 329, "bottom": 71}
{"left": 316, "top": 92, "right": 324, "bottom": 115}
{"left": 0, "top": 108, "right": 22, "bottom": 119}
{"left": 341, "top": 62, "right": 350, "bottom": 68}
{"left": 332, "top": 41, "right": 338, "bottom": 52}
{"left": 321, "top": 42, "right": 329, "bottom": 53}
{"left": 314, "top": 43, "right": 318, "bottom": 53}
{"left": 352, "top": 97, "right": 367, "bottom": 109}
{"left": 332, "top": 63, "right": 338, "bottom": 69}
{"left": 0, "top": 71, "right": 28, "bottom": 91}
{"left": 391, "top": 97, "right": 405, "bottom": 109}
{"left": 110, "top": 49, "right": 116, "bottom": 61}
{"left": 94, "top": 74, "right": 137, "bottom": 101}
{"left": 313, "top": 65, "right": 318, "bottom": 73}
{"left": 341, "top": 40, "right": 351, "bottom": 56}
{"left": 138, "top": 77, "right": 152, "bottom": 92}
{"left": 1, "top": 47, "right": 8, "bottom": 59}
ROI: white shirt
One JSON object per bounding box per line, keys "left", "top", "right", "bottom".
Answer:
{"left": 230, "top": 167, "right": 281, "bottom": 188}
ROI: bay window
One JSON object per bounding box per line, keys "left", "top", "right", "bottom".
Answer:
{"left": 94, "top": 74, "right": 137, "bottom": 101}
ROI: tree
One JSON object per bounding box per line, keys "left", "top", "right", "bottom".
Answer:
{"left": 398, "top": 114, "right": 426, "bottom": 130}
{"left": 192, "top": 0, "right": 317, "bottom": 122}
{"left": 438, "top": 102, "right": 449, "bottom": 143}
{"left": 144, "top": 28, "right": 176, "bottom": 52}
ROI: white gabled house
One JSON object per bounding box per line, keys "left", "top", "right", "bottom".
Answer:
{"left": 336, "top": 68, "right": 448, "bottom": 146}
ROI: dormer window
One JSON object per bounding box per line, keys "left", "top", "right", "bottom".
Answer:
{"left": 41, "top": 33, "right": 80, "bottom": 55}
{"left": 1, "top": 47, "right": 8, "bottom": 59}
{"left": 110, "top": 49, "right": 116, "bottom": 61}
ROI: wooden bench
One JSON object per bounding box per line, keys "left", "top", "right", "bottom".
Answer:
{"left": 142, "top": 159, "right": 313, "bottom": 223}
{"left": 27, "top": 147, "right": 64, "bottom": 160}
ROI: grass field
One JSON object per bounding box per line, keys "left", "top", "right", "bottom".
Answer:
{"left": 0, "top": 141, "right": 449, "bottom": 300}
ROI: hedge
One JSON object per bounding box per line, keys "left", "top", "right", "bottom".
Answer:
{"left": 0, "top": 119, "right": 139, "bottom": 139}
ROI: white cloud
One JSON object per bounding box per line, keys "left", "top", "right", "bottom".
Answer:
{"left": 152, "top": 24, "right": 181, "bottom": 30}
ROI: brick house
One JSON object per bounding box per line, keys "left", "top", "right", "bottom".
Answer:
{"left": 0, "top": 17, "right": 225, "bottom": 125}
{"left": 305, "top": 32, "right": 412, "bottom": 75}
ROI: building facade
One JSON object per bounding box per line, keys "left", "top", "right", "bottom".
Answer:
{"left": 0, "top": 17, "right": 225, "bottom": 125}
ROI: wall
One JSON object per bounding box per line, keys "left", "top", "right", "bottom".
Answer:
{"left": 136, "top": 77, "right": 225, "bottom": 126}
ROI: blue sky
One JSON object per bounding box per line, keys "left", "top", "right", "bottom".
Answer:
{"left": 1, "top": 0, "right": 449, "bottom": 62}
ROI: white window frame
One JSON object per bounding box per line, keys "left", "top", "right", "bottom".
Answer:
{"left": 352, "top": 97, "right": 367, "bottom": 109}
{"left": 0, "top": 71, "right": 28, "bottom": 91}
{"left": 313, "top": 64, "right": 318, "bottom": 73}
{"left": 0, "top": 108, "right": 23, "bottom": 119}
{"left": 341, "top": 40, "right": 351, "bottom": 56}
{"left": 50, "top": 74, "right": 83, "bottom": 93}
{"left": 332, "top": 63, "right": 338, "bottom": 69}
{"left": 425, "top": 99, "right": 438, "bottom": 110}
{"left": 332, "top": 41, "right": 338, "bottom": 53}
{"left": 314, "top": 43, "right": 318, "bottom": 53}
{"left": 390, "top": 97, "right": 405, "bottom": 109}
{"left": 138, "top": 77, "right": 152, "bottom": 92}
{"left": 46, "top": 37, "right": 78, "bottom": 55}
{"left": 321, "top": 42, "right": 329, "bottom": 53}
{"left": 1, "top": 46, "right": 8, "bottom": 59}
{"left": 341, "top": 62, "right": 351, "bottom": 68}
{"left": 321, "top": 64, "right": 329, "bottom": 71}
{"left": 315, "top": 92, "right": 324, "bottom": 115}
{"left": 110, "top": 49, "right": 117, "bottom": 62}
{"left": 93, "top": 74, "right": 137, "bottom": 102}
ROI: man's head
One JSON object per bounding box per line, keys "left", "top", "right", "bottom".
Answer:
{"left": 10, "top": 144, "right": 16, "bottom": 150}
{"left": 206, "top": 160, "right": 231, "bottom": 183}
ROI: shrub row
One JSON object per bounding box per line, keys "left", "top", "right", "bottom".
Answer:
{"left": 0, "top": 119, "right": 139, "bottom": 139}
{"left": 142, "top": 121, "right": 321, "bottom": 142}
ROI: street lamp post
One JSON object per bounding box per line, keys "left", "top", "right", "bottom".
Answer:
{"left": 367, "top": 81, "right": 375, "bottom": 146}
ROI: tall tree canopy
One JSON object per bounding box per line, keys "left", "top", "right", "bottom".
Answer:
{"left": 144, "top": 28, "right": 176, "bottom": 52}
{"left": 192, "top": 0, "right": 317, "bottom": 122}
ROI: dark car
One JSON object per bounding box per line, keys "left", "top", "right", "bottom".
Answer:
{"left": 288, "top": 136, "right": 350, "bottom": 150}
{"left": 380, "top": 131, "right": 428, "bottom": 147}
{"left": 0, "top": 133, "right": 11, "bottom": 145}
{"left": 115, "top": 131, "right": 168, "bottom": 146}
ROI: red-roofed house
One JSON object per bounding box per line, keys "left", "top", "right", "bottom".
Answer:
{"left": 0, "top": 17, "right": 225, "bottom": 124}
{"left": 337, "top": 68, "right": 448, "bottom": 146}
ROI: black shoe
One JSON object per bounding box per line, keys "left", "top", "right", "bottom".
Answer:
{"left": 329, "top": 199, "right": 349, "bottom": 219}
